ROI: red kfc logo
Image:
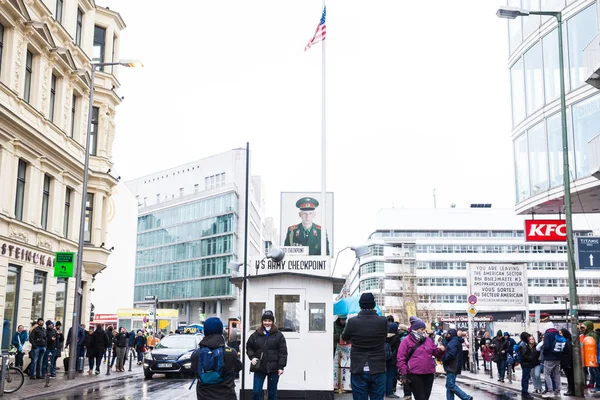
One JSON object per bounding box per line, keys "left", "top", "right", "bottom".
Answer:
{"left": 524, "top": 220, "right": 567, "bottom": 241}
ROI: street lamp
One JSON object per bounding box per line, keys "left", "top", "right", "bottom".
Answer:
{"left": 331, "top": 245, "right": 371, "bottom": 277}
{"left": 68, "top": 59, "right": 143, "bottom": 380}
{"left": 496, "top": 7, "right": 583, "bottom": 396}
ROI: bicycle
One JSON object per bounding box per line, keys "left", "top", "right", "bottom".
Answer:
{"left": 1, "top": 351, "right": 25, "bottom": 394}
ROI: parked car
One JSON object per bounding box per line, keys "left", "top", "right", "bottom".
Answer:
{"left": 143, "top": 333, "right": 203, "bottom": 379}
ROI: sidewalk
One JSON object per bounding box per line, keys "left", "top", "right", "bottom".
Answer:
{"left": 8, "top": 362, "right": 143, "bottom": 399}
{"left": 454, "top": 366, "right": 600, "bottom": 399}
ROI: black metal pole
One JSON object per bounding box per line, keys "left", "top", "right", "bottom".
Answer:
{"left": 128, "top": 348, "right": 133, "bottom": 372}
{"left": 240, "top": 142, "right": 250, "bottom": 400}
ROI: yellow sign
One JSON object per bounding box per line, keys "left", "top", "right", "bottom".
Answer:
{"left": 117, "top": 308, "right": 178, "bottom": 318}
{"left": 467, "top": 306, "right": 478, "bottom": 316}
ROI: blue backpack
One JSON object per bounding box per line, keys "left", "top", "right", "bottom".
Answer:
{"left": 384, "top": 343, "right": 393, "bottom": 361}
{"left": 551, "top": 333, "right": 567, "bottom": 354}
{"left": 513, "top": 343, "right": 522, "bottom": 363}
{"left": 197, "top": 346, "right": 225, "bottom": 384}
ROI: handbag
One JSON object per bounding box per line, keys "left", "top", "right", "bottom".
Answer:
{"left": 22, "top": 341, "right": 32, "bottom": 353}
{"left": 249, "top": 352, "right": 263, "bottom": 373}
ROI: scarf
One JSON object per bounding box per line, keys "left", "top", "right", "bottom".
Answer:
{"left": 411, "top": 330, "right": 426, "bottom": 342}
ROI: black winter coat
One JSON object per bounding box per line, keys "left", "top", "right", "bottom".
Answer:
{"left": 46, "top": 327, "right": 58, "bottom": 350}
{"left": 87, "top": 328, "right": 109, "bottom": 358}
{"left": 30, "top": 326, "right": 47, "bottom": 349}
{"left": 115, "top": 332, "right": 128, "bottom": 347}
{"left": 491, "top": 337, "right": 509, "bottom": 361}
{"left": 246, "top": 325, "right": 288, "bottom": 374}
{"left": 191, "top": 334, "right": 242, "bottom": 400}
{"left": 519, "top": 342, "right": 539, "bottom": 368}
{"left": 385, "top": 333, "right": 401, "bottom": 368}
{"left": 443, "top": 333, "right": 463, "bottom": 374}
{"left": 341, "top": 310, "right": 388, "bottom": 374}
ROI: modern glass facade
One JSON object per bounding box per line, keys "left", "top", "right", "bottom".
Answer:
{"left": 507, "top": 0, "right": 600, "bottom": 204}
{"left": 134, "top": 192, "right": 238, "bottom": 302}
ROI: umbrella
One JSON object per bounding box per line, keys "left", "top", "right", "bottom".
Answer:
{"left": 333, "top": 296, "right": 383, "bottom": 316}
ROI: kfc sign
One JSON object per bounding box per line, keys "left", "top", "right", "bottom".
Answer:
{"left": 525, "top": 219, "right": 567, "bottom": 241}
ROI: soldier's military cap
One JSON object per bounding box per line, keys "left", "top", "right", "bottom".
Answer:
{"left": 296, "top": 197, "right": 319, "bottom": 210}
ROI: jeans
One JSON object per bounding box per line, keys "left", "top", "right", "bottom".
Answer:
{"left": 445, "top": 372, "right": 470, "bottom": 400}
{"left": 115, "top": 347, "right": 126, "bottom": 370}
{"left": 386, "top": 367, "right": 398, "bottom": 395}
{"left": 89, "top": 354, "right": 103, "bottom": 371}
{"left": 590, "top": 367, "right": 600, "bottom": 389}
{"left": 521, "top": 367, "right": 532, "bottom": 394}
{"left": 253, "top": 371, "right": 280, "bottom": 400}
{"left": 350, "top": 371, "right": 386, "bottom": 400}
{"left": 544, "top": 360, "right": 561, "bottom": 392}
{"left": 15, "top": 351, "right": 24, "bottom": 368}
{"left": 532, "top": 364, "right": 543, "bottom": 391}
{"left": 30, "top": 346, "right": 46, "bottom": 377}
{"left": 496, "top": 358, "right": 506, "bottom": 380}
{"left": 42, "top": 349, "right": 56, "bottom": 375}
{"left": 137, "top": 349, "right": 144, "bottom": 363}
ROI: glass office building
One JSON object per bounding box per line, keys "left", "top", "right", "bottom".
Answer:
{"left": 127, "top": 149, "right": 265, "bottom": 324}
{"left": 505, "top": 0, "right": 600, "bottom": 214}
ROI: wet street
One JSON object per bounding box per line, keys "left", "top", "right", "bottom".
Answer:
{"left": 33, "top": 373, "right": 528, "bottom": 400}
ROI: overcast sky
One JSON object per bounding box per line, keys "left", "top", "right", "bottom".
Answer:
{"left": 96, "top": 0, "right": 514, "bottom": 284}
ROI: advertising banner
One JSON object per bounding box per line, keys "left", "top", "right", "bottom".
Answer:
{"left": 524, "top": 219, "right": 566, "bottom": 241}
{"left": 280, "top": 192, "right": 333, "bottom": 256}
{"left": 468, "top": 263, "right": 527, "bottom": 307}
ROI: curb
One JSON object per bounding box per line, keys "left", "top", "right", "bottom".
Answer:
{"left": 14, "top": 372, "right": 138, "bottom": 399}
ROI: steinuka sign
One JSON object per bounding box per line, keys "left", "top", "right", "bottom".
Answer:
{"left": 525, "top": 219, "right": 566, "bottom": 242}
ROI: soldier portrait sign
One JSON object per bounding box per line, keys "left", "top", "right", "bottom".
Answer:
{"left": 280, "top": 192, "right": 333, "bottom": 256}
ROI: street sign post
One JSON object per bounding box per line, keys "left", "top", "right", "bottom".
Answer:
{"left": 54, "top": 252, "right": 75, "bottom": 278}
{"left": 576, "top": 237, "right": 600, "bottom": 269}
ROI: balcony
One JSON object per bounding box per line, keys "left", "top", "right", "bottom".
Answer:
{"left": 585, "top": 34, "right": 600, "bottom": 89}
{"left": 591, "top": 134, "right": 600, "bottom": 179}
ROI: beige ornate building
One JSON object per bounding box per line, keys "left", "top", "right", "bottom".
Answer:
{"left": 0, "top": 0, "right": 127, "bottom": 350}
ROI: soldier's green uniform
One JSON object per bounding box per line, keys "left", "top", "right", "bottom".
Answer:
{"left": 284, "top": 197, "right": 330, "bottom": 256}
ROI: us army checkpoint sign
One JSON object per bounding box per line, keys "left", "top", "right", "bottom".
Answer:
{"left": 468, "top": 263, "right": 526, "bottom": 307}
{"left": 54, "top": 252, "right": 75, "bottom": 278}
{"left": 248, "top": 256, "right": 331, "bottom": 278}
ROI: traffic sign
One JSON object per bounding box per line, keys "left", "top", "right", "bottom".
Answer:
{"left": 54, "top": 252, "right": 75, "bottom": 278}
{"left": 468, "top": 295, "right": 478, "bottom": 305}
{"left": 467, "top": 306, "right": 478, "bottom": 316}
{"left": 576, "top": 237, "right": 600, "bottom": 269}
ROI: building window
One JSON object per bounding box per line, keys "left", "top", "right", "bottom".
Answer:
{"left": 249, "top": 302, "right": 266, "bottom": 331}
{"left": 507, "top": 0, "right": 522, "bottom": 54}
{"left": 510, "top": 58, "right": 525, "bottom": 128}
{"left": 572, "top": 94, "right": 600, "bottom": 178}
{"left": 1, "top": 266, "right": 20, "bottom": 351}
{"left": 31, "top": 270, "right": 47, "bottom": 321}
{"left": 514, "top": 133, "right": 530, "bottom": 203}
{"left": 275, "top": 295, "right": 300, "bottom": 333}
{"left": 55, "top": 0, "right": 63, "bottom": 24}
{"left": 542, "top": 29, "right": 560, "bottom": 104}
{"left": 567, "top": 4, "right": 598, "bottom": 90}
{"left": 24, "top": 50, "right": 33, "bottom": 103}
{"left": 64, "top": 187, "right": 71, "bottom": 238}
{"left": 15, "top": 159, "right": 27, "bottom": 221}
{"left": 524, "top": 41, "right": 543, "bottom": 116}
{"left": 90, "top": 106, "right": 99, "bottom": 155}
{"left": 49, "top": 74, "right": 57, "bottom": 122}
{"left": 70, "top": 94, "right": 76, "bottom": 138}
{"left": 55, "top": 278, "right": 67, "bottom": 324}
{"left": 75, "top": 8, "right": 83, "bottom": 46}
{"left": 41, "top": 174, "right": 51, "bottom": 230}
{"left": 527, "top": 121, "right": 548, "bottom": 196}
{"left": 93, "top": 26, "right": 106, "bottom": 67}
{"left": 0, "top": 23, "right": 4, "bottom": 75}
{"left": 546, "top": 111, "right": 574, "bottom": 188}
{"left": 309, "top": 303, "right": 325, "bottom": 331}
{"left": 84, "top": 193, "right": 94, "bottom": 242}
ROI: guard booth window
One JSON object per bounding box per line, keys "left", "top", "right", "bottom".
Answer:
{"left": 249, "top": 302, "right": 266, "bottom": 331}
{"left": 275, "top": 295, "right": 300, "bottom": 333}
{"left": 309, "top": 303, "right": 325, "bottom": 332}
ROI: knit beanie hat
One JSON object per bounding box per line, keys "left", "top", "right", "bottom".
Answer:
{"left": 544, "top": 322, "right": 554, "bottom": 333}
{"left": 409, "top": 316, "right": 426, "bottom": 331}
{"left": 496, "top": 329, "right": 503, "bottom": 337}
{"left": 45, "top": 320, "right": 54, "bottom": 327}
{"left": 261, "top": 310, "right": 275, "bottom": 322}
{"left": 359, "top": 292, "right": 376, "bottom": 310}
{"left": 389, "top": 322, "right": 399, "bottom": 334}
{"left": 397, "top": 324, "right": 408, "bottom": 332}
{"left": 203, "top": 317, "right": 223, "bottom": 336}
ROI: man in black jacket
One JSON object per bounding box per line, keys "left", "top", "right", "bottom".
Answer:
{"left": 341, "top": 292, "right": 387, "bottom": 400}
{"left": 29, "top": 318, "right": 47, "bottom": 379}
{"left": 42, "top": 321, "right": 58, "bottom": 377}
{"left": 191, "top": 317, "right": 242, "bottom": 400}
{"left": 443, "top": 329, "right": 472, "bottom": 400}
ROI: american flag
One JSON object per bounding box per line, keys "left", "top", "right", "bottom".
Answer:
{"left": 304, "top": 6, "right": 326, "bottom": 51}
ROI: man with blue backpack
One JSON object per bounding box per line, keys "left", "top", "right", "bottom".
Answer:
{"left": 541, "top": 322, "right": 565, "bottom": 398}
{"left": 190, "top": 317, "right": 242, "bottom": 400}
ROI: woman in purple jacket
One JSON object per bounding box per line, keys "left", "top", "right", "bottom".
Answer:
{"left": 396, "top": 317, "right": 445, "bottom": 400}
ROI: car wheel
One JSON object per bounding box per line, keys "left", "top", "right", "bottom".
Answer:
{"left": 144, "top": 371, "right": 153, "bottom": 380}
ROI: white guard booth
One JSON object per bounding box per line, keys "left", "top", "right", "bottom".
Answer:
{"left": 231, "top": 256, "right": 345, "bottom": 400}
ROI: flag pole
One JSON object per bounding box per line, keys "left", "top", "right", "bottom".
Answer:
{"left": 320, "top": 1, "right": 327, "bottom": 259}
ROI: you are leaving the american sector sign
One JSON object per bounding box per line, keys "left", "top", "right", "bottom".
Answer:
{"left": 468, "top": 263, "right": 526, "bottom": 307}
